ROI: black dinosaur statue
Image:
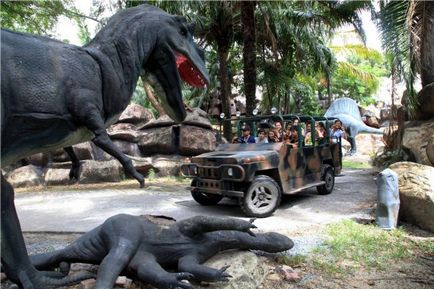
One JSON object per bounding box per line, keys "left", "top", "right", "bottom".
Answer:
{"left": 324, "top": 97, "right": 383, "bottom": 154}
{"left": 1, "top": 4, "right": 209, "bottom": 288}
{"left": 29, "top": 214, "right": 294, "bottom": 289}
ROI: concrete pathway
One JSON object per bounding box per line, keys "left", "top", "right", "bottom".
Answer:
{"left": 15, "top": 168, "right": 378, "bottom": 234}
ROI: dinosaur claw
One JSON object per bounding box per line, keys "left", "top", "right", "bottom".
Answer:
{"left": 177, "top": 272, "right": 195, "bottom": 280}
{"left": 249, "top": 218, "right": 256, "bottom": 224}
{"left": 247, "top": 229, "right": 256, "bottom": 237}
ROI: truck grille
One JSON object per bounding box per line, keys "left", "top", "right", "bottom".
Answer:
{"left": 198, "top": 167, "right": 220, "bottom": 179}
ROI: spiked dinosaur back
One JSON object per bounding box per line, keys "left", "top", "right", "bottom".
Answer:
{"left": 325, "top": 97, "right": 383, "bottom": 136}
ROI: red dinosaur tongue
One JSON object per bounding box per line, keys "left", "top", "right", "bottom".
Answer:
{"left": 176, "top": 53, "right": 206, "bottom": 88}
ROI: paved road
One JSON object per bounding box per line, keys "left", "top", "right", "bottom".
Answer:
{"left": 16, "top": 168, "right": 378, "bottom": 234}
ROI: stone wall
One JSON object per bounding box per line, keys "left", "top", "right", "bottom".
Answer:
{"left": 4, "top": 105, "right": 217, "bottom": 187}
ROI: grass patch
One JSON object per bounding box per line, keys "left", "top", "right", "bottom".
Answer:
{"left": 275, "top": 254, "right": 307, "bottom": 268}
{"left": 311, "top": 220, "right": 434, "bottom": 276}
{"left": 342, "top": 159, "right": 372, "bottom": 169}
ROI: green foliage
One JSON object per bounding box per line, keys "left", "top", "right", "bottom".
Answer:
{"left": 329, "top": 45, "right": 386, "bottom": 106}
{"left": 1, "top": 0, "right": 68, "bottom": 34}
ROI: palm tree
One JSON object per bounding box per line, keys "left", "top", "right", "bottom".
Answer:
{"left": 241, "top": 1, "right": 257, "bottom": 117}
{"left": 377, "top": 0, "right": 434, "bottom": 119}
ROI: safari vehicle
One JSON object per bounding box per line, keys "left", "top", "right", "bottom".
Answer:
{"left": 181, "top": 114, "right": 342, "bottom": 217}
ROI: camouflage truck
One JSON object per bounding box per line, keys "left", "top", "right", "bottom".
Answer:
{"left": 181, "top": 114, "right": 342, "bottom": 217}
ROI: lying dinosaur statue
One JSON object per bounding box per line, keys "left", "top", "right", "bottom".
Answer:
{"left": 1, "top": 4, "right": 209, "bottom": 288}
{"left": 29, "top": 214, "right": 294, "bottom": 289}
{"left": 324, "top": 97, "right": 383, "bottom": 154}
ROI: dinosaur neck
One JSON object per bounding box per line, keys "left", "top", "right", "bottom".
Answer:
{"left": 84, "top": 26, "right": 155, "bottom": 121}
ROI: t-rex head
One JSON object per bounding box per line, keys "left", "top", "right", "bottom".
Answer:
{"left": 144, "top": 11, "right": 210, "bottom": 122}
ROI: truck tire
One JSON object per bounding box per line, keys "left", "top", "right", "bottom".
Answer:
{"left": 317, "top": 165, "right": 335, "bottom": 195}
{"left": 190, "top": 181, "right": 223, "bottom": 205}
{"left": 239, "top": 175, "right": 281, "bottom": 218}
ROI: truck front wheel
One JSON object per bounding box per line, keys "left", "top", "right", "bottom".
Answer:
{"left": 191, "top": 180, "right": 223, "bottom": 206}
{"left": 239, "top": 175, "right": 281, "bottom": 218}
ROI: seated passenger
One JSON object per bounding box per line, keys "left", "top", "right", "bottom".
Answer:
{"left": 255, "top": 129, "right": 269, "bottom": 143}
{"left": 292, "top": 118, "right": 305, "bottom": 136}
{"left": 274, "top": 121, "right": 283, "bottom": 142}
{"left": 238, "top": 126, "right": 256, "bottom": 144}
{"left": 283, "top": 129, "right": 298, "bottom": 148}
{"left": 330, "top": 119, "right": 346, "bottom": 143}
{"left": 317, "top": 122, "right": 327, "bottom": 145}
{"left": 304, "top": 122, "right": 321, "bottom": 146}
{"left": 267, "top": 129, "right": 279, "bottom": 143}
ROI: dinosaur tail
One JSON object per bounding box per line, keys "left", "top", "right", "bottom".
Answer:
{"left": 42, "top": 271, "right": 95, "bottom": 288}
{"left": 359, "top": 123, "right": 383, "bottom": 135}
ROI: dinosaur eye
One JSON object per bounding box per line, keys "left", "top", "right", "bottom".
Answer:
{"left": 180, "top": 27, "right": 188, "bottom": 37}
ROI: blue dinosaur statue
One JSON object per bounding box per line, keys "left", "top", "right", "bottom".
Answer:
{"left": 325, "top": 98, "right": 383, "bottom": 154}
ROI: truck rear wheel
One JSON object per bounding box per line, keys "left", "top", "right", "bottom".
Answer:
{"left": 191, "top": 180, "right": 223, "bottom": 205}
{"left": 317, "top": 165, "right": 335, "bottom": 195}
{"left": 239, "top": 175, "right": 281, "bottom": 218}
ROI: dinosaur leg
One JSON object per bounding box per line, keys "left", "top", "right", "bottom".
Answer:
{"left": 347, "top": 136, "right": 357, "bottom": 155}
{"left": 129, "top": 252, "right": 195, "bottom": 289}
{"left": 177, "top": 216, "right": 256, "bottom": 237}
{"left": 178, "top": 255, "right": 231, "bottom": 283}
{"left": 92, "top": 126, "right": 145, "bottom": 188}
{"left": 0, "top": 175, "right": 85, "bottom": 288}
{"left": 64, "top": 146, "right": 81, "bottom": 182}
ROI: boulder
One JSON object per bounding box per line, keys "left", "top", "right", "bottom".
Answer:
{"left": 51, "top": 148, "right": 70, "bottom": 163}
{"left": 140, "top": 108, "right": 213, "bottom": 130}
{"left": 44, "top": 167, "right": 71, "bottom": 186}
{"left": 152, "top": 155, "right": 188, "bottom": 177}
{"left": 112, "top": 140, "right": 141, "bottom": 157}
{"left": 79, "top": 160, "right": 122, "bottom": 184}
{"left": 178, "top": 125, "right": 216, "bottom": 156}
{"left": 355, "top": 134, "right": 385, "bottom": 156}
{"left": 427, "top": 134, "right": 434, "bottom": 166}
{"left": 91, "top": 144, "right": 115, "bottom": 161}
{"left": 199, "top": 251, "right": 269, "bottom": 289}
{"left": 402, "top": 121, "right": 434, "bottom": 166}
{"left": 6, "top": 165, "right": 43, "bottom": 188}
{"left": 139, "top": 114, "right": 176, "bottom": 130}
{"left": 129, "top": 157, "right": 154, "bottom": 177}
{"left": 139, "top": 127, "right": 176, "bottom": 156}
{"left": 418, "top": 83, "right": 434, "bottom": 120}
{"left": 117, "top": 103, "right": 154, "bottom": 125}
{"left": 107, "top": 123, "right": 145, "bottom": 142}
{"left": 25, "top": 153, "right": 50, "bottom": 167}
{"left": 182, "top": 108, "right": 213, "bottom": 130}
{"left": 390, "top": 162, "right": 434, "bottom": 232}
{"left": 72, "top": 142, "right": 94, "bottom": 160}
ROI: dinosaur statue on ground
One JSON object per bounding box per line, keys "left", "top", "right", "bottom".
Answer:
{"left": 29, "top": 214, "right": 294, "bottom": 289}
{"left": 324, "top": 97, "right": 383, "bottom": 154}
{"left": 1, "top": 4, "right": 209, "bottom": 288}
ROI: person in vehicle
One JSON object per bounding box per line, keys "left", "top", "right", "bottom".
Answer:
{"left": 283, "top": 128, "right": 298, "bottom": 148}
{"left": 268, "top": 129, "right": 278, "bottom": 143}
{"left": 292, "top": 118, "right": 305, "bottom": 136}
{"left": 317, "top": 121, "right": 327, "bottom": 145}
{"left": 330, "top": 119, "right": 346, "bottom": 143}
{"left": 274, "top": 121, "right": 283, "bottom": 141}
{"left": 255, "top": 129, "right": 269, "bottom": 143}
{"left": 304, "top": 122, "right": 321, "bottom": 145}
{"left": 238, "top": 126, "right": 256, "bottom": 144}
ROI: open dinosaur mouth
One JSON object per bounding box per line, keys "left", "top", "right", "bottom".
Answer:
{"left": 176, "top": 53, "right": 207, "bottom": 88}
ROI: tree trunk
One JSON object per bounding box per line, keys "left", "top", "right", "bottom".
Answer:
{"left": 142, "top": 78, "right": 166, "bottom": 116}
{"left": 420, "top": 1, "right": 434, "bottom": 86}
{"left": 218, "top": 46, "right": 232, "bottom": 141}
{"left": 241, "top": 0, "right": 257, "bottom": 117}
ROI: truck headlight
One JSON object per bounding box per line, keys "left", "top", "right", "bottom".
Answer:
{"left": 193, "top": 166, "right": 198, "bottom": 175}
{"left": 227, "top": 168, "right": 233, "bottom": 177}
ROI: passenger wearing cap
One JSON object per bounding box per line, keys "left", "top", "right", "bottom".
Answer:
{"left": 238, "top": 126, "right": 256, "bottom": 144}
